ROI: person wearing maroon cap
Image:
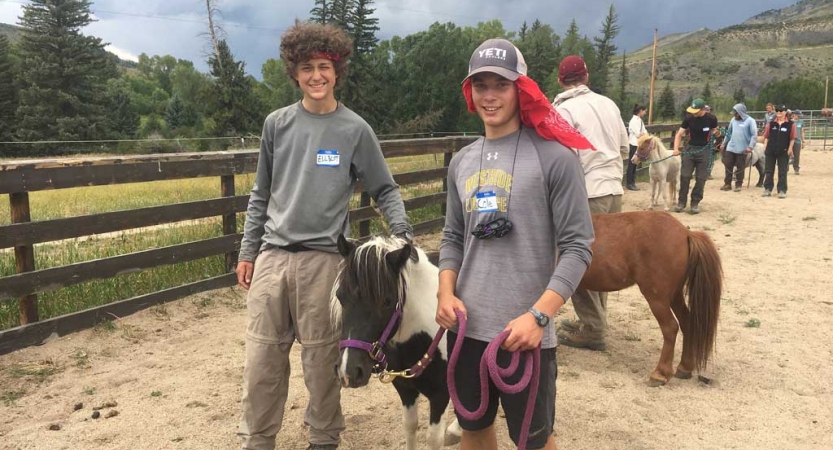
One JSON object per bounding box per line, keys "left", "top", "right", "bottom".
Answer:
{"left": 551, "top": 54, "right": 629, "bottom": 352}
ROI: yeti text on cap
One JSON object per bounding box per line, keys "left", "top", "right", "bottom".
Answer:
{"left": 479, "top": 48, "right": 507, "bottom": 60}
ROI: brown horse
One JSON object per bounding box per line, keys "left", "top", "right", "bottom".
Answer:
{"left": 581, "top": 211, "right": 722, "bottom": 386}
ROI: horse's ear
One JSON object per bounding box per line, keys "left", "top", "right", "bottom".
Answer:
{"left": 385, "top": 244, "right": 413, "bottom": 272}
{"left": 337, "top": 235, "right": 356, "bottom": 258}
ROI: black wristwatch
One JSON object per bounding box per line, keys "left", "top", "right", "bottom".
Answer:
{"left": 527, "top": 308, "right": 550, "bottom": 328}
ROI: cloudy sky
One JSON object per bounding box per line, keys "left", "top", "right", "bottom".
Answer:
{"left": 0, "top": 0, "right": 793, "bottom": 77}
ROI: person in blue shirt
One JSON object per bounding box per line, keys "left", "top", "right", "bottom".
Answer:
{"left": 790, "top": 110, "right": 806, "bottom": 174}
{"left": 720, "top": 104, "right": 758, "bottom": 192}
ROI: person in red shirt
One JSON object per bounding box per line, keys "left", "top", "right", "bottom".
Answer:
{"left": 761, "top": 105, "right": 796, "bottom": 199}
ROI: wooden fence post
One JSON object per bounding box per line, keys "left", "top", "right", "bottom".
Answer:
{"left": 441, "top": 151, "right": 453, "bottom": 216}
{"left": 359, "top": 192, "right": 371, "bottom": 238}
{"left": 10, "top": 193, "right": 38, "bottom": 324}
{"left": 220, "top": 175, "right": 237, "bottom": 272}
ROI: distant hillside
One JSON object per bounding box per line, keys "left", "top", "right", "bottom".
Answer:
{"left": 624, "top": 0, "right": 833, "bottom": 107}
{"left": 744, "top": 0, "right": 833, "bottom": 25}
{"left": 0, "top": 23, "right": 23, "bottom": 43}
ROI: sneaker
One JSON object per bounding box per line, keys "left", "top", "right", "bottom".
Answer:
{"left": 307, "top": 444, "right": 338, "bottom": 450}
{"left": 777, "top": 191, "right": 786, "bottom": 199}
{"left": 689, "top": 203, "right": 700, "bottom": 214}
{"left": 558, "top": 327, "right": 606, "bottom": 351}
{"left": 626, "top": 184, "right": 640, "bottom": 191}
{"left": 733, "top": 185, "right": 742, "bottom": 192}
{"left": 672, "top": 203, "right": 686, "bottom": 213}
{"left": 720, "top": 184, "right": 732, "bottom": 191}
{"left": 794, "top": 170, "right": 800, "bottom": 175}
{"left": 559, "top": 318, "right": 582, "bottom": 333}
{"left": 762, "top": 190, "right": 771, "bottom": 197}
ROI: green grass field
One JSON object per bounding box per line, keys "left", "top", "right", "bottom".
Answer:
{"left": 0, "top": 154, "right": 446, "bottom": 330}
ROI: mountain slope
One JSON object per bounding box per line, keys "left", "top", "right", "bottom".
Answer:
{"left": 624, "top": 0, "right": 833, "bottom": 106}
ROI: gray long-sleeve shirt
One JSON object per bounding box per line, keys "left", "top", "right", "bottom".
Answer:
{"left": 239, "top": 102, "right": 412, "bottom": 261}
{"left": 439, "top": 127, "right": 595, "bottom": 348}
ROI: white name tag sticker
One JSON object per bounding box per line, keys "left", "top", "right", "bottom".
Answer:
{"left": 780, "top": 128, "right": 788, "bottom": 132}
{"left": 476, "top": 191, "right": 498, "bottom": 213}
{"left": 316, "top": 150, "right": 340, "bottom": 167}
{"left": 702, "top": 127, "right": 710, "bottom": 132}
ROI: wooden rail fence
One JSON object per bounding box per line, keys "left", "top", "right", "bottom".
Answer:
{"left": 0, "top": 124, "right": 689, "bottom": 354}
{"left": 0, "top": 136, "right": 474, "bottom": 354}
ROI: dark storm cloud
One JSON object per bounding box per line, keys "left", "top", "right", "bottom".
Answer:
{"left": 0, "top": 0, "right": 794, "bottom": 76}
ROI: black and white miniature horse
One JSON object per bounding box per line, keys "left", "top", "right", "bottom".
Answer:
{"left": 333, "top": 236, "right": 461, "bottom": 449}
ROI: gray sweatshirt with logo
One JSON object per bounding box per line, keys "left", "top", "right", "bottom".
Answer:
{"left": 439, "top": 127, "right": 595, "bottom": 348}
{"left": 239, "top": 102, "right": 412, "bottom": 261}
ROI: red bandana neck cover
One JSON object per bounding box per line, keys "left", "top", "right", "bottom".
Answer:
{"left": 463, "top": 75, "right": 596, "bottom": 151}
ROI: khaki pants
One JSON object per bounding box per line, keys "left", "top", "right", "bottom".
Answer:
{"left": 238, "top": 248, "right": 345, "bottom": 449}
{"left": 570, "top": 194, "right": 622, "bottom": 336}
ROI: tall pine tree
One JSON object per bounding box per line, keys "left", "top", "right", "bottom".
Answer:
{"left": 208, "top": 39, "right": 259, "bottom": 136}
{"left": 562, "top": 20, "right": 581, "bottom": 57}
{"left": 15, "top": 0, "right": 117, "bottom": 153}
{"left": 702, "top": 81, "right": 712, "bottom": 105}
{"left": 105, "top": 79, "right": 139, "bottom": 139}
{"left": 592, "top": 4, "right": 620, "bottom": 94}
{"left": 516, "top": 19, "right": 559, "bottom": 86}
{"left": 658, "top": 83, "right": 676, "bottom": 120}
{"left": 310, "top": 0, "right": 333, "bottom": 24}
{"left": 618, "top": 50, "right": 628, "bottom": 114}
{"left": 0, "top": 34, "right": 17, "bottom": 147}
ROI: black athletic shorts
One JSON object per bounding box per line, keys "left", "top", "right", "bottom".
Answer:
{"left": 447, "top": 331, "right": 557, "bottom": 449}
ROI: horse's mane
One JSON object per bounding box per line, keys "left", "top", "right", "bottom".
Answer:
{"left": 330, "top": 236, "right": 414, "bottom": 325}
{"left": 637, "top": 134, "right": 670, "bottom": 160}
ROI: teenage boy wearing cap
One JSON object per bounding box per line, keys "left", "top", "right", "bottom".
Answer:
{"left": 436, "top": 38, "right": 594, "bottom": 450}
{"left": 790, "top": 110, "right": 805, "bottom": 174}
{"left": 761, "top": 105, "right": 796, "bottom": 198}
{"left": 550, "top": 54, "right": 629, "bottom": 351}
{"left": 671, "top": 98, "right": 718, "bottom": 214}
{"left": 720, "top": 103, "right": 758, "bottom": 192}
{"left": 236, "top": 22, "right": 412, "bottom": 450}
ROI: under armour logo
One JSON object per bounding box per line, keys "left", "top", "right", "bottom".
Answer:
{"left": 486, "top": 152, "right": 498, "bottom": 161}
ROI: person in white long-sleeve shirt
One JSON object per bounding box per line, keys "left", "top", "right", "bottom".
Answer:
{"left": 551, "top": 55, "right": 629, "bottom": 351}
{"left": 626, "top": 104, "right": 647, "bottom": 190}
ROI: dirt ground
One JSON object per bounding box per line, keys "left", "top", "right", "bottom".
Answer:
{"left": 2, "top": 144, "right": 832, "bottom": 450}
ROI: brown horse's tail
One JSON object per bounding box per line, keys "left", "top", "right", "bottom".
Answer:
{"left": 684, "top": 231, "right": 722, "bottom": 372}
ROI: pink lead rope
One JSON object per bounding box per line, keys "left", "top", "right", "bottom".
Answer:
{"left": 447, "top": 309, "right": 542, "bottom": 450}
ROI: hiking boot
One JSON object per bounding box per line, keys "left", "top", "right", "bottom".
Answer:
{"left": 762, "top": 190, "right": 771, "bottom": 197}
{"left": 733, "top": 185, "right": 742, "bottom": 192}
{"left": 559, "top": 318, "right": 582, "bottom": 333}
{"left": 672, "top": 203, "right": 686, "bottom": 213}
{"left": 558, "top": 327, "right": 606, "bottom": 351}
{"left": 626, "top": 184, "right": 640, "bottom": 191}
{"left": 307, "top": 444, "right": 338, "bottom": 450}
{"left": 689, "top": 203, "right": 701, "bottom": 214}
{"left": 720, "top": 184, "right": 732, "bottom": 191}
{"left": 777, "top": 191, "right": 786, "bottom": 199}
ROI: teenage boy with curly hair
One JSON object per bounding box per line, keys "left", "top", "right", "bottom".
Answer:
{"left": 236, "top": 21, "right": 412, "bottom": 450}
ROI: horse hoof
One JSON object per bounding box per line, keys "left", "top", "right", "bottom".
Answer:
{"left": 648, "top": 375, "right": 668, "bottom": 387}
{"left": 444, "top": 419, "right": 462, "bottom": 446}
{"left": 444, "top": 432, "right": 461, "bottom": 446}
{"left": 675, "top": 369, "right": 692, "bottom": 379}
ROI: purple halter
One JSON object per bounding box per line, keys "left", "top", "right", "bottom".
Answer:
{"left": 339, "top": 304, "right": 403, "bottom": 371}
{"left": 338, "top": 301, "right": 446, "bottom": 382}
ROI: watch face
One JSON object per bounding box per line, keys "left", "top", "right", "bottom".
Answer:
{"left": 539, "top": 315, "right": 549, "bottom": 327}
